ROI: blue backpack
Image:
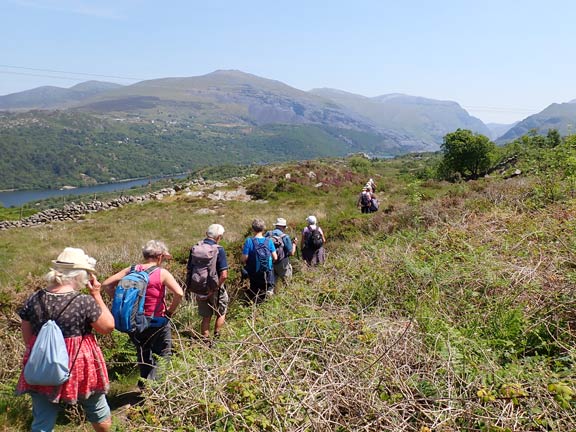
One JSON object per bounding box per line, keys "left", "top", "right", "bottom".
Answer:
{"left": 112, "top": 265, "right": 161, "bottom": 333}
{"left": 24, "top": 292, "right": 81, "bottom": 386}
{"left": 251, "top": 237, "right": 272, "bottom": 274}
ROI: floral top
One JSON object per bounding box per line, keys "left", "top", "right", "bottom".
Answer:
{"left": 16, "top": 289, "right": 109, "bottom": 403}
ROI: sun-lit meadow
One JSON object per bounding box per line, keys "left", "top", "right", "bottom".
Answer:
{"left": 1, "top": 151, "right": 575, "bottom": 431}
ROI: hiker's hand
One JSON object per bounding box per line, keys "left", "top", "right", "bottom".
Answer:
{"left": 88, "top": 274, "right": 102, "bottom": 294}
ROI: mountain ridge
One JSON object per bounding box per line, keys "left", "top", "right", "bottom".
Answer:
{"left": 0, "top": 70, "right": 488, "bottom": 151}
{"left": 496, "top": 102, "right": 576, "bottom": 143}
{"left": 0, "top": 80, "right": 124, "bottom": 110}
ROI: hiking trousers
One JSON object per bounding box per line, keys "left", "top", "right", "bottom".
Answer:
{"left": 130, "top": 324, "right": 172, "bottom": 382}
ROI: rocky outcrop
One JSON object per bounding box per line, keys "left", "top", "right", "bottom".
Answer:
{"left": 207, "top": 187, "right": 250, "bottom": 202}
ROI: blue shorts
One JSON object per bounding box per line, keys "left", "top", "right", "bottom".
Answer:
{"left": 31, "top": 392, "right": 110, "bottom": 431}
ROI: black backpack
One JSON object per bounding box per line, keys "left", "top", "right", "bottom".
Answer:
{"left": 306, "top": 229, "right": 324, "bottom": 251}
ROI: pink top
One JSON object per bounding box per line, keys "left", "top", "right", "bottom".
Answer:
{"left": 135, "top": 265, "right": 166, "bottom": 317}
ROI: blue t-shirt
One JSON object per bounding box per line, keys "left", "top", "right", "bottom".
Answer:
{"left": 243, "top": 236, "right": 276, "bottom": 272}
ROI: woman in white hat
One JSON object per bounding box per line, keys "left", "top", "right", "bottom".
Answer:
{"left": 300, "top": 215, "right": 326, "bottom": 266}
{"left": 16, "top": 247, "right": 115, "bottom": 432}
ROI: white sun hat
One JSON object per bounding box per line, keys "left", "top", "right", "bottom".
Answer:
{"left": 51, "top": 247, "right": 96, "bottom": 273}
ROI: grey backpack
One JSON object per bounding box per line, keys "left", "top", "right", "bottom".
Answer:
{"left": 186, "top": 241, "right": 219, "bottom": 297}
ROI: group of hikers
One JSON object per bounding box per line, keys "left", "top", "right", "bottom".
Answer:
{"left": 357, "top": 178, "right": 379, "bottom": 213}
{"left": 16, "top": 214, "right": 327, "bottom": 431}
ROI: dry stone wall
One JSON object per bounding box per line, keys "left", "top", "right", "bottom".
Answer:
{"left": 1, "top": 179, "right": 252, "bottom": 230}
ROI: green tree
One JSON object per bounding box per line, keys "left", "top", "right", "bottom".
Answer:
{"left": 440, "top": 129, "right": 496, "bottom": 180}
{"left": 546, "top": 128, "right": 562, "bottom": 148}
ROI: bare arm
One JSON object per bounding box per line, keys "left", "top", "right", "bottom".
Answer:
{"left": 89, "top": 275, "right": 115, "bottom": 334}
{"left": 161, "top": 269, "right": 184, "bottom": 316}
{"left": 101, "top": 267, "right": 131, "bottom": 298}
{"left": 218, "top": 269, "right": 228, "bottom": 287}
{"left": 241, "top": 254, "right": 248, "bottom": 265}
{"left": 21, "top": 320, "right": 33, "bottom": 346}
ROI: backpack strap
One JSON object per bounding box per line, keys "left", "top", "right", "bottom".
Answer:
{"left": 54, "top": 292, "right": 81, "bottom": 321}
{"left": 145, "top": 265, "right": 159, "bottom": 275}
{"left": 38, "top": 289, "right": 81, "bottom": 322}
{"left": 250, "top": 237, "right": 261, "bottom": 269}
{"left": 129, "top": 264, "right": 159, "bottom": 275}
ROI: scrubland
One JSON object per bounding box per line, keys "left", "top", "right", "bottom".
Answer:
{"left": 1, "top": 152, "right": 575, "bottom": 431}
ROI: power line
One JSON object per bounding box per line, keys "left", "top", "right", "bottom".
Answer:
{"left": 0, "top": 70, "right": 99, "bottom": 82}
{"left": 0, "top": 64, "right": 142, "bottom": 82}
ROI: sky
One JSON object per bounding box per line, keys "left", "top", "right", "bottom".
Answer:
{"left": 1, "top": 0, "right": 574, "bottom": 124}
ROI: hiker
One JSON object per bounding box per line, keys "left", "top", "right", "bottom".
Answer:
{"left": 266, "top": 217, "right": 297, "bottom": 286}
{"left": 369, "top": 190, "right": 379, "bottom": 212}
{"left": 16, "top": 247, "right": 114, "bottom": 432}
{"left": 241, "top": 218, "right": 278, "bottom": 303}
{"left": 301, "top": 215, "right": 326, "bottom": 266}
{"left": 366, "top": 178, "right": 377, "bottom": 193}
{"left": 185, "top": 223, "right": 229, "bottom": 344}
{"left": 357, "top": 186, "right": 372, "bottom": 213}
{"left": 102, "top": 240, "right": 183, "bottom": 386}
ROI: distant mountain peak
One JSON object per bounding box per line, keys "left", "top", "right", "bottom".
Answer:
{"left": 207, "top": 69, "right": 253, "bottom": 77}
{"left": 373, "top": 93, "right": 408, "bottom": 101}
{"left": 0, "top": 80, "right": 124, "bottom": 110}
{"left": 310, "top": 88, "right": 371, "bottom": 99}
{"left": 69, "top": 80, "right": 124, "bottom": 91}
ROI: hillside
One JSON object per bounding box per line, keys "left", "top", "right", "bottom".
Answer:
{"left": 0, "top": 80, "right": 123, "bottom": 110}
{"left": 1, "top": 147, "right": 576, "bottom": 431}
{"left": 0, "top": 109, "right": 403, "bottom": 191}
{"left": 0, "top": 71, "right": 503, "bottom": 189}
{"left": 497, "top": 101, "right": 576, "bottom": 143}
{"left": 76, "top": 71, "right": 379, "bottom": 132}
{"left": 311, "top": 88, "right": 491, "bottom": 149}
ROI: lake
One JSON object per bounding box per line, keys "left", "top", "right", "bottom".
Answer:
{"left": 0, "top": 175, "right": 188, "bottom": 208}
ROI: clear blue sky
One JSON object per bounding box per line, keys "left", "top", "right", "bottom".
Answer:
{"left": 1, "top": 0, "right": 574, "bottom": 124}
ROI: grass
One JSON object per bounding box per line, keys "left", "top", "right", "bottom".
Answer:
{"left": 1, "top": 154, "right": 576, "bottom": 431}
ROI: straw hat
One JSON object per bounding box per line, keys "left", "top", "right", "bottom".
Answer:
{"left": 51, "top": 247, "right": 96, "bottom": 273}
